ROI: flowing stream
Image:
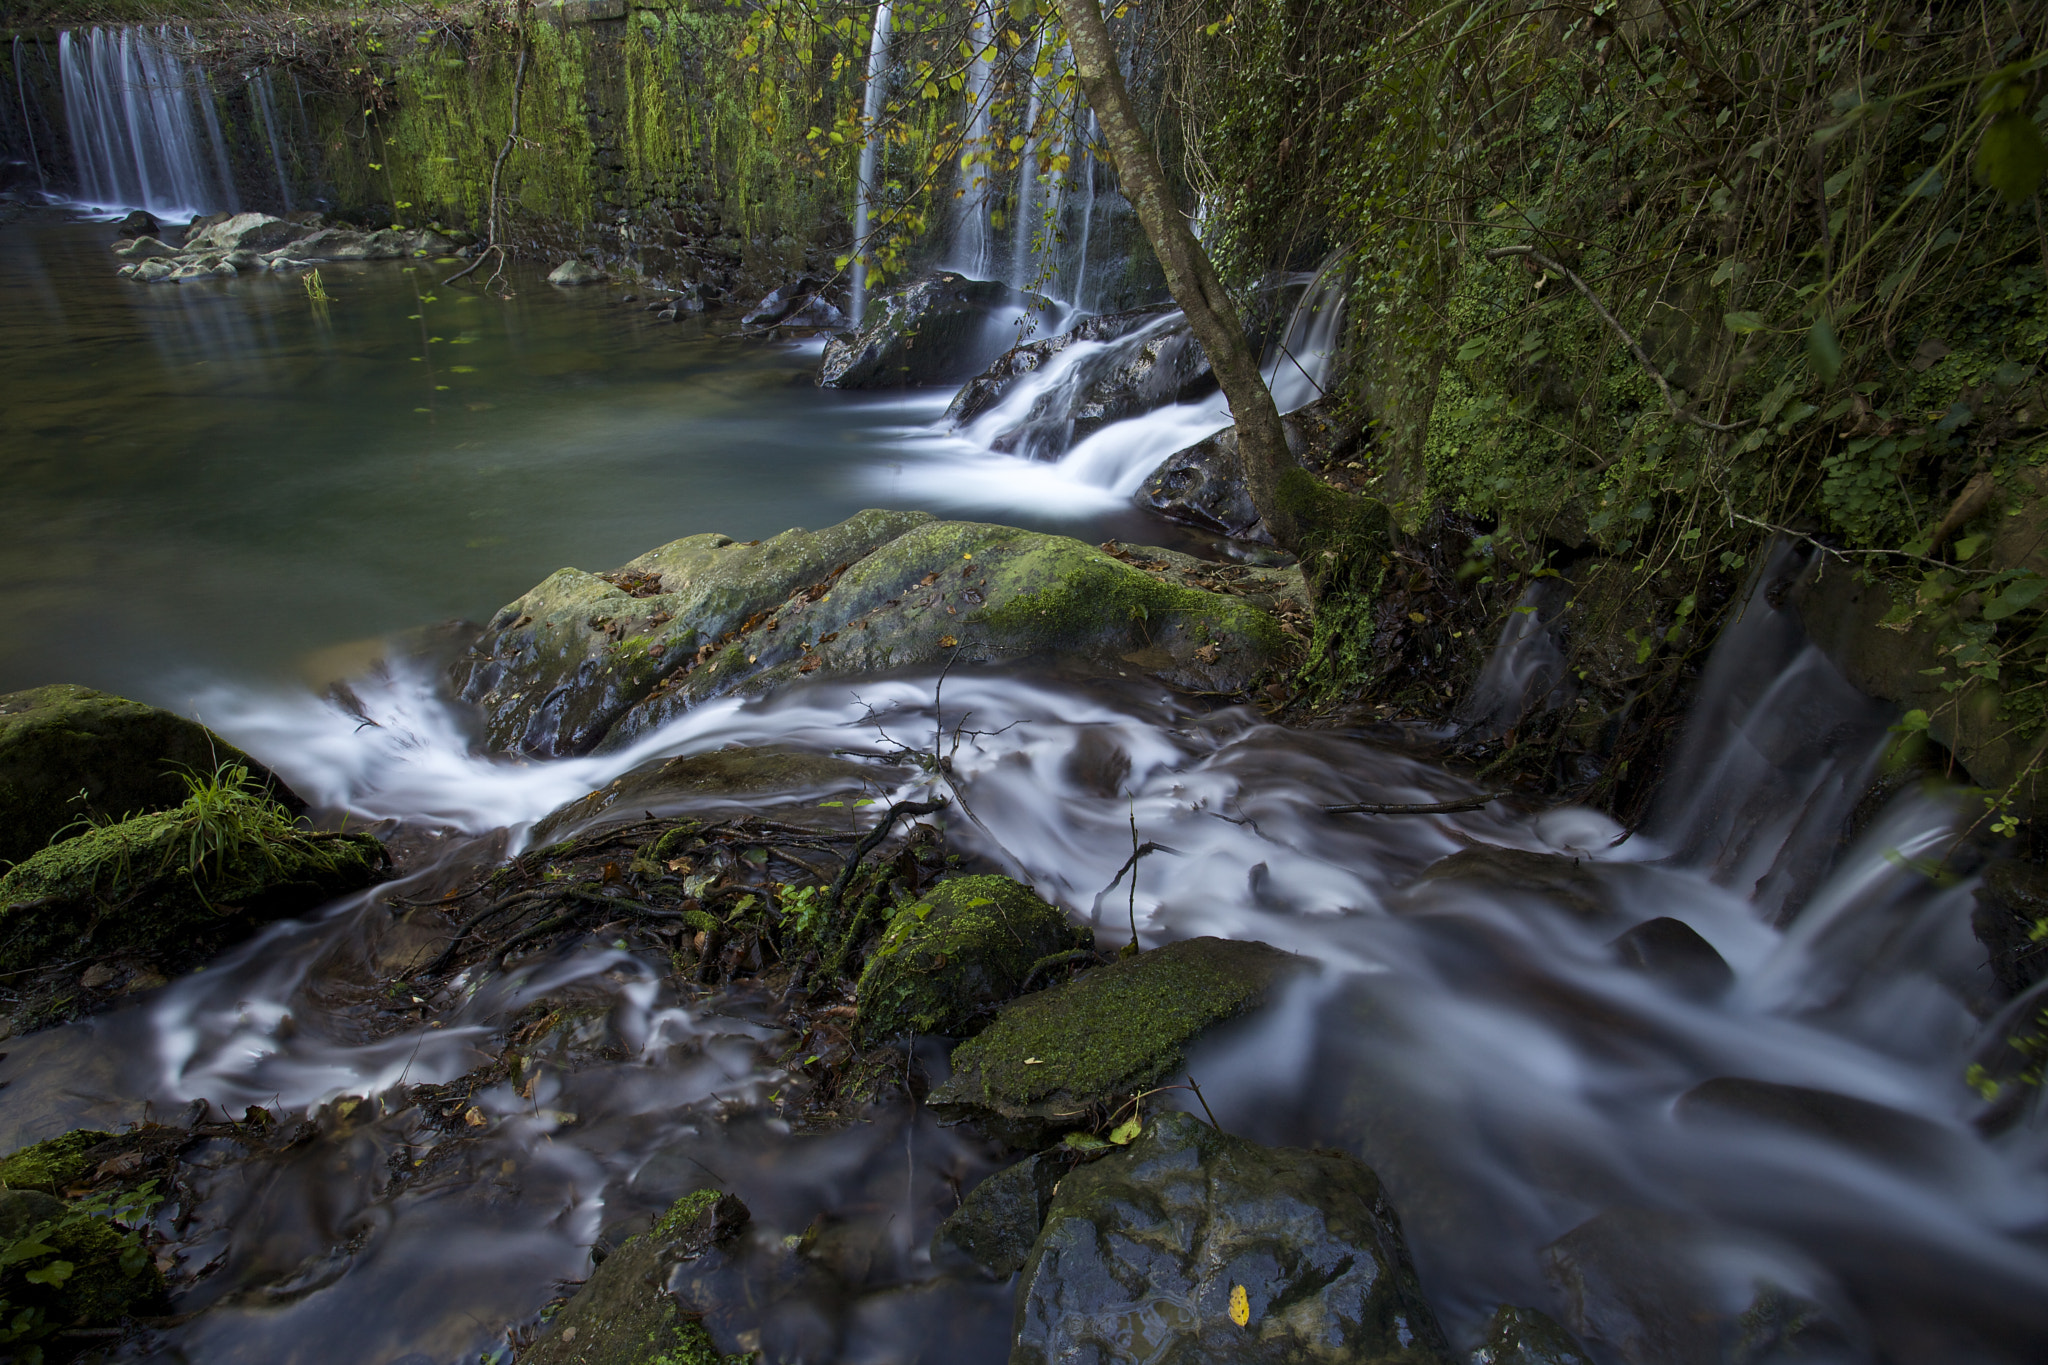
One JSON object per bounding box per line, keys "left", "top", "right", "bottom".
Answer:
{"left": 2, "top": 210, "right": 2046, "bottom": 1364}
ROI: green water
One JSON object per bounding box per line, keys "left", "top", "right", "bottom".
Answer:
{"left": 0, "top": 215, "right": 1152, "bottom": 703}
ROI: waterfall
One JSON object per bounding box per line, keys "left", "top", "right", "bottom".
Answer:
{"left": 57, "top": 25, "right": 232, "bottom": 217}
{"left": 1008, "top": 34, "right": 1044, "bottom": 291}
{"left": 1071, "top": 108, "right": 1098, "bottom": 311}
{"left": 249, "top": 69, "right": 292, "bottom": 211}
{"left": 850, "top": 0, "right": 894, "bottom": 326}
{"left": 11, "top": 37, "right": 47, "bottom": 191}
{"left": 949, "top": 1, "right": 999, "bottom": 281}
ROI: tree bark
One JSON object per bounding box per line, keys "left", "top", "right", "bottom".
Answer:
{"left": 1052, "top": 0, "right": 1299, "bottom": 548}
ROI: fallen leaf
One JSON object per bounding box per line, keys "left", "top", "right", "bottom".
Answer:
{"left": 798, "top": 655, "right": 822, "bottom": 674}
{"left": 1194, "top": 643, "right": 1220, "bottom": 664}
{"left": 1408, "top": 611, "right": 1425, "bottom": 624}
{"left": 1023, "top": 1057, "right": 1043, "bottom": 1065}
{"left": 918, "top": 572, "right": 940, "bottom": 586}
{"left": 938, "top": 634, "right": 958, "bottom": 648}
{"left": 1109, "top": 1116, "right": 1143, "bottom": 1145}
{"left": 463, "top": 1106, "right": 487, "bottom": 1128}
{"left": 601, "top": 861, "right": 622, "bottom": 883}
{"left": 1229, "top": 1283, "right": 1250, "bottom": 1327}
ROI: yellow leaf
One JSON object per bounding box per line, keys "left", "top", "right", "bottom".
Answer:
{"left": 939, "top": 634, "right": 959, "bottom": 648}
{"left": 1229, "top": 1283, "right": 1250, "bottom": 1328}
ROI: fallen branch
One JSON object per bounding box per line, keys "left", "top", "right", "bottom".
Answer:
{"left": 1484, "top": 245, "right": 1753, "bottom": 434}
{"left": 1325, "top": 794, "right": 1505, "bottom": 815}
{"left": 826, "top": 797, "right": 949, "bottom": 913}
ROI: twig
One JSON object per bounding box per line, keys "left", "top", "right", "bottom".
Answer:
{"left": 1483, "top": 245, "right": 1753, "bottom": 433}
{"left": 1018, "top": 948, "right": 1100, "bottom": 994}
{"left": 1325, "top": 793, "right": 1505, "bottom": 815}
{"left": 1185, "top": 1073, "right": 1221, "bottom": 1130}
{"left": 825, "top": 797, "right": 950, "bottom": 913}
{"left": 445, "top": 33, "right": 527, "bottom": 290}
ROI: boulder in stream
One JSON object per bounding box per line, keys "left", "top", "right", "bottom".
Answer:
{"left": 929, "top": 1146, "right": 1073, "bottom": 1280}
{"left": 521, "top": 1187, "right": 753, "bottom": 1365}
{"left": 1469, "top": 1305, "right": 1595, "bottom": 1365}
{"left": 0, "top": 766, "right": 384, "bottom": 981}
{"left": 112, "top": 209, "right": 160, "bottom": 239}
{"left": 0, "top": 683, "right": 301, "bottom": 871}
{"left": 855, "top": 874, "right": 1085, "bottom": 1043}
{"left": 928, "top": 936, "right": 1303, "bottom": 1144}
{"left": 941, "top": 305, "right": 1187, "bottom": 440}
{"left": 183, "top": 211, "right": 312, "bottom": 256}
{"left": 549, "top": 258, "right": 606, "bottom": 287}
{"left": 1139, "top": 399, "right": 1363, "bottom": 542}
{"left": 818, "top": 272, "right": 1046, "bottom": 388}
{"left": 454, "top": 510, "right": 1293, "bottom": 758}
{"left": 1012, "top": 1110, "right": 1452, "bottom": 1365}
{"left": 111, "top": 234, "right": 177, "bottom": 262}
{"left": 529, "top": 745, "right": 878, "bottom": 847}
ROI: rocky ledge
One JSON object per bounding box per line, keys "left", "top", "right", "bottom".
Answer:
{"left": 111, "top": 211, "right": 469, "bottom": 283}
{"left": 452, "top": 509, "right": 1305, "bottom": 758}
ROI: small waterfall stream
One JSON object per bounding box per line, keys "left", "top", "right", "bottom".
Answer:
{"left": 57, "top": 25, "right": 234, "bottom": 216}
{"left": 850, "top": 0, "right": 895, "bottom": 326}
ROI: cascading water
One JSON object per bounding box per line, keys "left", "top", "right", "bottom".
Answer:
{"left": 3, "top": 548, "right": 2041, "bottom": 1361}
{"left": 57, "top": 25, "right": 233, "bottom": 217}
{"left": 850, "top": 0, "right": 895, "bottom": 327}
{"left": 249, "top": 68, "right": 293, "bottom": 212}
{"left": 948, "top": 1, "right": 1000, "bottom": 281}
{"left": 874, "top": 255, "right": 1351, "bottom": 516}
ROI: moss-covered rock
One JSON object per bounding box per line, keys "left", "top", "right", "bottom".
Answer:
{"left": 530, "top": 746, "right": 877, "bottom": 847}
{"left": 928, "top": 1147, "right": 1073, "bottom": 1281}
{"left": 929, "top": 936, "right": 1303, "bottom": 1143}
{"left": 0, "top": 684, "right": 299, "bottom": 871}
{"left": 0, "top": 790, "right": 385, "bottom": 978}
{"left": 459, "top": 511, "right": 1294, "bottom": 757}
{"left": 520, "top": 1188, "right": 752, "bottom": 1365}
{"left": 0, "top": 1185, "right": 166, "bottom": 1340}
{"left": 1013, "top": 1111, "right": 1451, "bottom": 1365}
{"left": 453, "top": 509, "right": 934, "bottom": 756}
{"left": 855, "top": 876, "right": 1082, "bottom": 1043}
{"left": 0, "top": 1130, "right": 116, "bottom": 1195}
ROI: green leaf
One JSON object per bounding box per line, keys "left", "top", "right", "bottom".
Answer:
{"left": 1983, "top": 575, "right": 2048, "bottom": 621}
{"left": 1904, "top": 166, "right": 1943, "bottom": 198}
{"left": 1954, "top": 533, "right": 1988, "bottom": 561}
{"left": 1108, "top": 1116, "right": 1143, "bottom": 1145}
{"left": 1062, "top": 1131, "right": 1110, "bottom": 1152}
{"left": 1807, "top": 316, "right": 1844, "bottom": 381}
{"left": 1456, "top": 336, "right": 1487, "bottom": 362}
{"left": 1895, "top": 708, "right": 1931, "bottom": 733}
{"left": 1723, "top": 310, "right": 1766, "bottom": 334}
{"left": 1977, "top": 112, "right": 2048, "bottom": 206}
{"left": 24, "top": 1260, "right": 74, "bottom": 1286}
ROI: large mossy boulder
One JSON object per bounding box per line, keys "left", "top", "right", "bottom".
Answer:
{"left": 855, "top": 875, "right": 1083, "bottom": 1043}
{"left": 0, "top": 1129, "right": 118, "bottom": 1194}
{"left": 0, "top": 778, "right": 385, "bottom": 977}
{"left": 818, "top": 272, "right": 1045, "bottom": 389}
{"left": 456, "top": 511, "right": 1292, "bottom": 758}
{"left": 929, "top": 936, "right": 1302, "bottom": 1143}
{"left": 1012, "top": 1111, "right": 1451, "bottom": 1365}
{"left": 521, "top": 1188, "right": 752, "bottom": 1365}
{"left": 0, "top": 684, "right": 299, "bottom": 872}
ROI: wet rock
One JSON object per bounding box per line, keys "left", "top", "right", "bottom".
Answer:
{"left": 742, "top": 276, "right": 846, "bottom": 330}
{"left": 0, "top": 683, "right": 301, "bottom": 871}
{"left": 1610, "top": 918, "right": 1733, "bottom": 998}
{"left": 1412, "top": 847, "right": 1615, "bottom": 921}
{"left": 286, "top": 226, "right": 411, "bottom": 262}
{"left": 132, "top": 257, "right": 172, "bottom": 282}
{"left": 0, "top": 777, "right": 385, "bottom": 978}
{"left": 184, "top": 211, "right": 312, "bottom": 256}
{"left": 522, "top": 1188, "right": 752, "bottom": 1365}
{"left": 1013, "top": 1111, "right": 1452, "bottom": 1365}
{"left": 818, "top": 272, "right": 1046, "bottom": 388}
{"left": 0, "top": 1128, "right": 118, "bottom": 1193}
{"left": 549, "top": 258, "right": 606, "bottom": 287}
{"left": 113, "top": 209, "right": 160, "bottom": 239}
{"left": 530, "top": 745, "right": 877, "bottom": 846}
{"left": 929, "top": 937, "right": 1303, "bottom": 1144}
{"left": 452, "top": 508, "right": 932, "bottom": 756}
{"left": 943, "top": 305, "right": 1176, "bottom": 428}
{"left": 1541, "top": 1208, "right": 1858, "bottom": 1365}
{"left": 458, "top": 511, "right": 1290, "bottom": 757}
{"left": 112, "top": 234, "right": 177, "bottom": 261}
{"left": 1972, "top": 858, "right": 2048, "bottom": 998}
{"left": 856, "top": 875, "right": 1085, "bottom": 1042}
{"left": 956, "top": 310, "right": 1216, "bottom": 461}
{"left": 1140, "top": 400, "right": 1362, "bottom": 541}
{"left": 1673, "top": 1077, "right": 1955, "bottom": 1169}
{"left": 1469, "top": 1304, "right": 1595, "bottom": 1364}
{"left": 930, "top": 1147, "right": 1072, "bottom": 1280}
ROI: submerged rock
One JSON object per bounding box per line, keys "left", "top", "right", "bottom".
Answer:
{"left": 1609, "top": 917, "right": 1733, "bottom": 998}
{"left": 549, "top": 258, "right": 606, "bottom": 287}
{"left": 0, "top": 683, "right": 300, "bottom": 871}
{"left": 929, "top": 936, "right": 1302, "bottom": 1143}
{"left": 1013, "top": 1111, "right": 1451, "bottom": 1365}
{"left": 0, "top": 775, "right": 384, "bottom": 978}
{"left": 855, "top": 875, "right": 1084, "bottom": 1042}
{"left": 929, "top": 1146, "right": 1073, "bottom": 1280}
{"left": 1469, "top": 1305, "right": 1595, "bottom": 1365}
{"left": 455, "top": 510, "right": 1290, "bottom": 757}
{"left": 522, "top": 1188, "right": 752, "bottom": 1365}
{"left": 818, "top": 272, "right": 1045, "bottom": 388}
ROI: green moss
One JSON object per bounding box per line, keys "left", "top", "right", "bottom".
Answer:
{"left": 975, "top": 536, "right": 1284, "bottom": 655}
{"left": 931, "top": 937, "right": 1301, "bottom": 1137}
{"left": 1276, "top": 472, "right": 1393, "bottom": 698}
{"left": 0, "top": 783, "right": 384, "bottom": 976}
{"left": 0, "top": 1185, "right": 165, "bottom": 1341}
{"left": 0, "top": 1130, "right": 115, "bottom": 1195}
{"left": 650, "top": 1188, "right": 720, "bottom": 1242}
{"left": 855, "top": 875, "right": 1078, "bottom": 1042}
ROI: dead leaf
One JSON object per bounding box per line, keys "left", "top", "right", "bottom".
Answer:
{"left": 938, "top": 634, "right": 958, "bottom": 648}
{"left": 463, "top": 1106, "right": 488, "bottom": 1128}
{"left": 601, "top": 861, "right": 622, "bottom": 883}
{"left": 917, "top": 572, "right": 940, "bottom": 586}
{"left": 1194, "top": 643, "right": 1221, "bottom": 664}
{"left": 798, "top": 655, "right": 822, "bottom": 674}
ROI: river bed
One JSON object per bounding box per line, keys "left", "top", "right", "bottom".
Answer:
{"left": 3, "top": 208, "right": 2047, "bottom": 1365}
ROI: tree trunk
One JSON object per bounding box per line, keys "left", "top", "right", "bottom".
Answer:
{"left": 1052, "top": 0, "right": 1300, "bottom": 549}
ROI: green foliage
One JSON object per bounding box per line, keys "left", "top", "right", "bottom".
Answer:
{"left": 0, "top": 1133, "right": 115, "bottom": 1197}
{"left": 0, "top": 1180, "right": 162, "bottom": 1355}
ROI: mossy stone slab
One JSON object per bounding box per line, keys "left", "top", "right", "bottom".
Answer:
{"left": 529, "top": 745, "right": 877, "bottom": 846}
{"left": 855, "top": 875, "right": 1082, "bottom": 1044}
{"left": 929, "top": 936, "right": 1302, "bottom": 1142}
{"left": 0, "top": 808, "right": 384, "bottom": 976}
{"left": 453, "top": 508, "right": 933, "bottom": 756}
{"left": 0, "top": 1129, "right": 117, "bottom": 1194}
{"left": 521, "top": 1189, "right": 751, "bottom": 1365}
{"left": 1012, "top": 1111, "right": 1451, "bottom": 1365}
{"left": 0, "top": 684, "right": 297, "bottom": 871}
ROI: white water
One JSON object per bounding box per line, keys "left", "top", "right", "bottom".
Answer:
{"left": 57, "top": 25, "right": 234, "bottom": 217}
{"left": 868, "top": 256, "right": 1350, "bottom": 518}
{"left": 849, "top": 0, "right": 894, "bottom": 327}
